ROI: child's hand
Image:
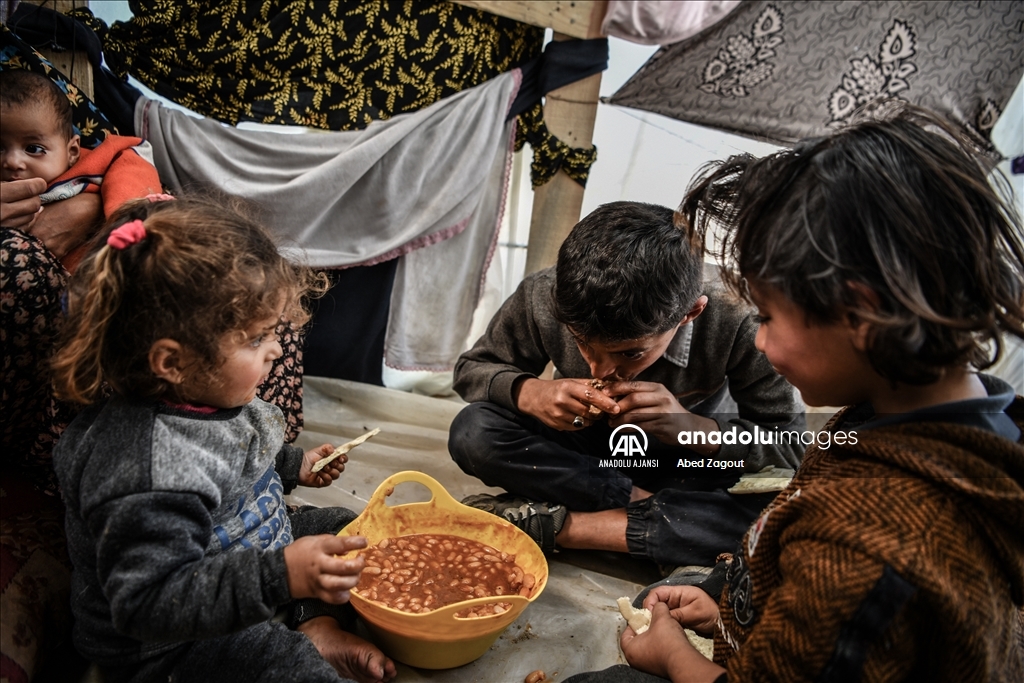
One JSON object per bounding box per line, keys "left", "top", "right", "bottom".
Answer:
{"left": 284, "top": 534, "right": 368, "bottom": 604}
{"left": 514, "top": 377, "right": 620, "bottom": 431}
{"left": 605, "top": 380, "right": 722, "bottom": 450}
{"left": 299, "top": 443, "right": 345, "bottom": 488}
{"left": 642, "top": 585, "right": 720, "bottom": 637}
{"left": 620, "top": 602, "right": 725, "bottom": 682}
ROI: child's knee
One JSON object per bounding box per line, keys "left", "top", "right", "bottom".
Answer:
{"left": 448, "top": 402, "right": 511, "bottom": 468}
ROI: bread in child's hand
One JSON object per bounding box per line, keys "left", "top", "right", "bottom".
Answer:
{"left": 616, "top": 596, "right": 715, "bottom": 659}
{"left": 587, "top": 378, "right": 607, "bottom": 417}
{"left": 617, "top": 597, "right": 651, "bottom": 634}
{"left": 311, "top": 428, "right": 380, "bottom": 473}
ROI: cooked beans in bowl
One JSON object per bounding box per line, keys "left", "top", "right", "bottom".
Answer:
{"left": 353, "top": 533, "right": 537, "bottom": 617}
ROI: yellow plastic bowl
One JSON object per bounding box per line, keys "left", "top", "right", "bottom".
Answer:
{"left": 338, "top": 471, "right": 548, "bottom": 669}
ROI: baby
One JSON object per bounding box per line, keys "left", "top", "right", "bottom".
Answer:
{"left": 0, "top": 68, "right": 161, "bottom": 267}
{"left": 0, "top": 68, "right": 80, "bottom": 186}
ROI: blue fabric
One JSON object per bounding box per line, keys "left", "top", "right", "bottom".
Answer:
{"left": 860, "top": 374, "right": 1020, "bottom": 441}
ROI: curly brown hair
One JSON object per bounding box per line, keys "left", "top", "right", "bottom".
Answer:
{"left": 682, "top": 103, "right": 1024, "bottom": 386}
{"left": 52, "top": 194, "right": 326, "bottom": 404}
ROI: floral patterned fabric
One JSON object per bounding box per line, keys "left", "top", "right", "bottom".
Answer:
{"left": 0, "top": 475, "right": 75, "bottom": 683}
{"left": 0, "top": 229, "right": 73, "bottom": 498}
{"left": 259, "top": 323, "right": 306, "bottom": 444}
{"left": 609, "top": 1, "right": 1024, "bottom": 152}
{"left": 83, "top": 0, "right": 542, "bottom": 132}
{"left": 0, "top": 230, "right": 75, "bottom": 683}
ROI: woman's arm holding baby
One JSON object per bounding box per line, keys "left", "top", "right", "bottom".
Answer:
{"left": 1, "top": 178, "right": 102, "bottom": 257}
{"left": 30, "top": 191, "right": 103, "bottom": 258}
{"left": 0, "top": 178, "right": 45, "bottom": 230}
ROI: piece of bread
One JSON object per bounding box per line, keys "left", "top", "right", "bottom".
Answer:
{"left": 587, "top": 378, "right": 607, "bottom": 417}
{"left": 726, "top": 465, "right": 795, "bottom": 494}
{"left": 616, "top": 597, "right": 714, "bottom": 660}
{"left": 616, "top": 597, "right": 651, "bottom": 634}
{"left": 311, "top": 427, "right": 381, "bottom": 473}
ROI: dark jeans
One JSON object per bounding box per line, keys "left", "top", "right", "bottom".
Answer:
{"left": 104, "top": 622, "right": 350, "bottom": 683}
{"left": 564, "top": 665, "right": 669, "bottom": 683}
{"left": 103, "top": 506, "right": 359, "bottom": 683}
{"left": 448, "top": 402, "right": 776, "bottom": 568}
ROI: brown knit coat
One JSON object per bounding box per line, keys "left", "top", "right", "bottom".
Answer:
{"left": 715, "top": 398, "right": 1024, "bottom": 682}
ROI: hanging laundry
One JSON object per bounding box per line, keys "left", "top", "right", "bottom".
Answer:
{"left": 139, "top": 70, "right": 521, "bottom": 371}
{"left": 609, "top": 1, "right": 1024, "bottom": 152}
{"left": 601, "top": 0, "right": 741, "bottom": 47}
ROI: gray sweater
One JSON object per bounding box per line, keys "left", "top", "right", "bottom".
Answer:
{"left": 454, "top": 268, "right": 805, "bottom": 471}
{"left": 53, "top": 396, "right": 304, "bottom": 665}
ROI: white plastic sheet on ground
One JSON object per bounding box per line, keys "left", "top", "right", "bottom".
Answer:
{"left": 290, "top": 377, "right": 648, "bottom": 680}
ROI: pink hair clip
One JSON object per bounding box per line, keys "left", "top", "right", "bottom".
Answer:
{"left": 145, "top": 193, "right": 176, "bottom": 202}
{"left": 107, "top": 220, "right": 147, "bottom": 250}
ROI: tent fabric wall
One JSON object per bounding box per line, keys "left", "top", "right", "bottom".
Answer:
{"left": 67, "top": 0, "right": 541, "bottom": 381}
{"left": 61, "top": 1, "right": 607, "bottom": 382}
{"left": 601, "top": 0, "right": 742, "bottom": 47}
{"left": 2, "top": 3, "right": 606, "bottom": 378}
{"left": 138, "top": 70, "right": 521, "bottom": 371}
{"left": 609, "top": 1, "right": 1024, "bottom": 151}
{"left": 4, "top": 3, "right": 610, "bottom": 381}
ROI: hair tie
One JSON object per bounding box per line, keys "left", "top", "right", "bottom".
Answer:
{"left": 145, "top": 193, "right": 176, "bottom": 202}
{"left": 107, "top": 220, "right": 147, "bottom": 250}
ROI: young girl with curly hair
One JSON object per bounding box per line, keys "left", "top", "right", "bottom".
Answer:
{"left": 51, "top": 195, "right": 395, "bottom": 683}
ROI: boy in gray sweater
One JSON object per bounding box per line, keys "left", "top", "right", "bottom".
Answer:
{"left": 450, "top": 201, "right": 805, "bottom": 571}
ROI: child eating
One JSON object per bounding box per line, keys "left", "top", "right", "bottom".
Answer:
{"left": 51, "top": 195, "right": 395, "bottom": 683}
{"left": 570, "top": 104, "right": 1024, "bottom": 682}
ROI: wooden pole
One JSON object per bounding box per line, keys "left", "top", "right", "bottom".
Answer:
{"left": 523, "top": 32, "right": 602, "bottom": 275}
{"left": 18, "top": 0, "right": 94, "bottom": 100}
{"left": 449, "top": 2, "right": 607, "bottom": 274}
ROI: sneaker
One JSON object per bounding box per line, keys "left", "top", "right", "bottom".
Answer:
{"left": 461, "top": 492, "right": 567, "bottom": 554}
{"left": 633, "top": 565, "right": 714, "bottom": 609}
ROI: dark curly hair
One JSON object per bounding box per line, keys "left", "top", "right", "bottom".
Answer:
{"left": 553, "top": 201, "right": 706, "bottom": 342}
{"left": 684, "top": 103, "right": 1024, "bottom": 385}
{"left": 53, "top": 194, "right": 326, "bottom": 404}
{"left": 0, "top": 68, "right": 75, "bottom": 140}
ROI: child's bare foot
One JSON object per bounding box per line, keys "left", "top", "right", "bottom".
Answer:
{"left": 298, "top": 616, "right": 397, "bottom": 683}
